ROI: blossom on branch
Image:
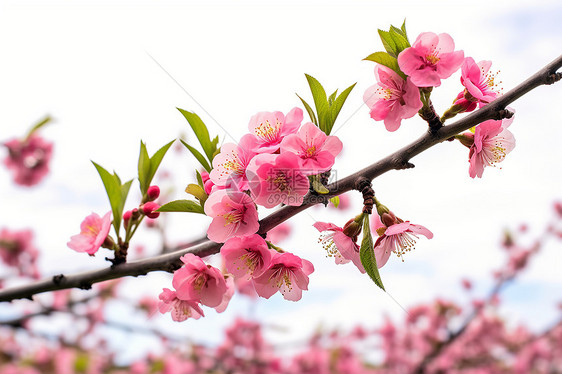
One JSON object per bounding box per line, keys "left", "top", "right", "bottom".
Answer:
{"left": 247, "top": 107, "right": 303, "bottom": 153}
{"left": 210, "top": 135, "right": 258, "bottom": 192}
{"left": 158, "top": 288, "right": 204, "bottom": 322}
{"left": 313, "top": 221, "right": 365, "bottom": 273}
{"left": 460, "top": 57, "right": 501, "bottom": 105}
{"left": 66, "top": 212, "right": 112, "bottom": 256}
{"left": 253, "top": 252, "right": 314, "bottom": 301}
{"left": 221, "top": 234, "right": 275, "bottom": 279}
{"left": 363, "top": 64, "right": 422, "bottom": 132}
{"left": 3, "top": 134, "right": 53, "bottom": 187}
{"left": 397, "top": 32, "right": 464, "bottom": 87}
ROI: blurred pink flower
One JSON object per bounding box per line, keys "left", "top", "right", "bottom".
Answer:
{"left": 372, "top": 212, "right": 433, "bottom": 268}
{"left": 469, "top": 117, "right": 516, "bottom": 178}
{"left": 363, "top": 64, "right": 422, "bottom": 131}
{"left": 158, "top": 288, "right": 204, "bottom": 322}
{"left": 253, "top": 252, "right": 314, "bottom": 301}
{"left": 247, "top": 107, "right": 303, "bottom": 153}
{"left": 280, "top": 122, "right": 343, "bottom": 174}
{"left": 204, "top": 189, "right": 259, "bottom": 243}
{"left": 266, "top": 222, "right": 292, "bottom": 243}
{"left": 172, "top": 253, "right": 227, "bottom": 308}
{"left": 397, "top": 32, "right": 464, "bottom": 87}
{"left": 221, "top": 234, "right": 274, "bottom": 279}
{"left": 247, "top": 153, "right": 309, "bottom": 208}
{"left": 3, "top": 134, "right": 53, "bottom": 186}
{"left": 67, "top": 211, "right": 112, "bottom": 255}
{"left": 0, "top": 228, "right": 39, "bottom": 278}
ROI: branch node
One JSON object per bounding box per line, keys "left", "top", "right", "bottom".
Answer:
{"left": 78, "top": 282, "right": 92, "bottom": 290}
{"left": 545, "top": 72, "right": 562, "bottom": 85}
{"left": 398, "top": 161, "right": 415, "bottom": 170}
{"left": 52, "top": 274, "right": 65, "bottom": 285}
{"left": 354, "top": 178, "right": 375, "bottom": 214}
{"left": 492, "top": 109, "right": 514, "bottom": 121}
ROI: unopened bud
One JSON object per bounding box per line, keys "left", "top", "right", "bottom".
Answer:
{"left": 381, "top": 212, "right": 397, "bottom": 228}
{"left": 102, "top": 235, "right": 116, "bottom": 250}
{"left": 455, "top": 132, "right": 475, "bottom": 149}
{"left": 141, "top": 202, "right": 160, "bottom": 219}
{"left": 131, "top": 208, "right": 140, "bottom": 220}
{"left": 147, "top": 185, "right": 160, "bottom": 201}
{"left": 343, "top": 216, "right": 363, "bottom": 238}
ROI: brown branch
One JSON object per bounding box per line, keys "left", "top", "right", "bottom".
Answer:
{"left": 0, "top": 54, "right": 561, "bottom": 303}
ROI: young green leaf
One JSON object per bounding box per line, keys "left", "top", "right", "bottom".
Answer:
{"left": 180, "top": 139, "right": 212, "bottom": 172}
{"left": 328, "top": 82, "right": 356, "bottom": 134}
{"left": 157, "top": 199, "right": 205, "bottom": 214}
{"left": 363, "top": 52, "right": 405, "bottom": 79}
{"left": 328, "top": 89, "right": 338, "bottom": 105}
{"left": 309, "top": 175, "right": 329, "bottom": 194}
{"left": 304, "top": 74, "right": 329, "bottom": 132}
{"left": 378, "top": 29, "right": 398, "bottom": 58}
{"left": 92, "top": 162, "right": 130, "bottom": 235}
{"left": 329, "top": 196, "right": 340, "bottom": 208}
{"left": 389, "top": 27, "right": 410, "bottom": 55}
{"left": 147, "top": 140, "right": 175, "bottom": 188}
{"left": 196, "top": 170, "right": 204, "bottom": 189}
{"left": 296, "top": 94, "right": 318, "bottom": 126}
{"left": 137, "top": 141, "right": 151, "bottom": 195}
{"left": 359, "top": 214, "right": 385, "bottom": 291}
{"left": 177, "top": 108, "right": 215, "bottom": 162}
{"left": 185, "top": 183, "right": 208, "bottom": 204}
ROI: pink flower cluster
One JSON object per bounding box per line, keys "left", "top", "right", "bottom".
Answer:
{"left": 3, "top": 134, "right": 53, "bottom": 186}
{"left": 0, "top": 228, "right": 40, "bottom": 279}
{"left": 158, "top": 253, "right": 234, "bottom": 322}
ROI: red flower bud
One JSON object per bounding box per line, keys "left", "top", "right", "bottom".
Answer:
{"left": 142, "top": 202, "right": 160, "bottom": 219}
{"left": 147, "top": 185, "right": 160, "bottom": 201}
{"left": 123, "top": 210, "right": 132, "bottom": 222}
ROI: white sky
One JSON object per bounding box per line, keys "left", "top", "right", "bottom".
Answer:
{"left": 1, "top": 0, "right": 561, "bottom": 364}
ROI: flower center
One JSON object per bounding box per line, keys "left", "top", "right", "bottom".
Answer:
{"left": 254, "top": 119, "right": 282, "bottom": 143}
{"left": 223, "top": 210, "right": 244, "bottom": 225}
{"left": 305, "top": 145, "right": 316, "bottom": 158}
{"left": 425, "top": 50, "right": 440, "bottom": 65}
{"left": 193, "top": 273, "right": 207, "bottom": 291}
{"left": 318, "top": 232, "right": 341, "bottom": 259}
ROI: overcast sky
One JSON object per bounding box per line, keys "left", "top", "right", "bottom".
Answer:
{"left": 1, "top": 0, "right": 561, "bottom": 364}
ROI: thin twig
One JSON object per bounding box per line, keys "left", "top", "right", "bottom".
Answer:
{"left": 0, "top": 54, "right": 560, "bottom": 303}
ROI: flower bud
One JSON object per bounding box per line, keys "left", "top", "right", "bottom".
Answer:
{"left": 381, "top": 212, "right": 398, "bottom": 228}
{"left": 343, "top": 216, "right": 363, "bottom": 239}
{"left": 147, "top": 185, "right": 160, "bottom": 201}
{"left": 123, "top": 210, "right": 133, "bottom": 229}
{"left": 455, "top": 132, "right": 475, "bottom": 149}
{"left": 141, "top": 202, "right": 160, "bottom": 219}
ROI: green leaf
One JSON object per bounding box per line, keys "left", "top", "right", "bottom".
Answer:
{"left": 297, "top": 94, "right": 318, "bottom": 126}
{"left": 92, "top": 162, "right": 128, "bottom": 235}
{"left": 185, "top": 183, "right": 208, "bottom": 203}
{"left": 401, "top": 19, "right": 408, "bottom": 37}
{"left": 309, "top": 175, "right": 329, "bottom": 194}
{"left": 389, "top": 27, "right": 410, "bottom": 54}
{"left": 157, "top": 199, "right": 205, "bottom": 214}
{"left": 147, "top": 140, "right": 174, "bottom": 187}
{"left": 304, "top": 74, "right": 330, "bottom": 132}
{"left": 328, "top": 82, "right": 356, "bottom": 134}
{"left": 378, "top": 29, "right": 398, "bottom": 58}
{"left": 363, "top": 52, "right": 405, "bottom": 79}
{"left": 137, "top": 141, "right": 151, "bottom": 195}
{"left": 360, "top": 214, "right": 385, "bottom": 291}
{"left": 210, "top": 136, "right": 220, "bottom": 162}
{"left": 181, "top": 139, "right": 212, "bottom": 172}
{"left": 328, "top": 89, "right": 338, "bottom": 105}
{"left": 329, "top": 196, "right": 340, "bottom": 208}
{"left": 177, "top": 108, "right": 215, "bottom": 162}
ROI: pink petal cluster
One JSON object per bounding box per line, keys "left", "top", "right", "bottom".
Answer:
{"left": 253, "top": 252, "right": 314, "bottom": 301}
{"left": 247, "top": 153, "right": 309, "bottom": 208}
{"left": 460, "top": 57, "right": 501, "bottom": 105}
{"left": 158, "top": 288, "right": 204, "bottom": 322}
{"left": 67, "top": 211, "right": 112, "bottom": 256}
{"left": 313, "top": 222, "right": 365, "bottom": 273}
{"left": 247, "top": 108, "right": 303, "bottom": 153}
{"left": 372, "top": 211, "right": 433, "bottom": 268}
{"left": 172, "top": 253, "right": 228, "bottom": 308}
{"left": 204, "top": 190, "right": 259, "bottom": 243}
{"left": 397, "top": 32, "right": 464, "bottom": 87}
{"left": 468, "top": 117, "right": 516, "bottom": 178}
{"left": 280, "top": 122, "right": 343, "bottom": 174}
{"left": 0, "top": 228, "right": 40, "bottom": 279}
{"left": 363, "top": 64, "right": 423, "bottom": 131}
{"left": 210, "top": 135, "right": 257, "bottom": 191}
{"left": 3, "top": 134, "right": 53, "bottom": 186}
{"left": 221, "top": 234, "right": 275, "bottom": 279}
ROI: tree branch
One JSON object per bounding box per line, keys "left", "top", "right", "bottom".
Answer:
{"left": 1, "top": 54, "right": 561, "bottom": 303}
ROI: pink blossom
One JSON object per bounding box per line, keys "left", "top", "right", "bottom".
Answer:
{"left": 363, "top": 64, "right": 423, "bottom": 132}
{"left": 280, "top": 122, "right": 343, "bottom": 174}
{"left": 397, "top": 32, "right": 464, "bottom": 87}
{"left": 253, "top": 252, "right": 314, "bottom": 301}
{"left": 67, "top": 211, "right": 112, "bottom": 255}
{"left": 200, "top": 170, "right": 216, "bottom": 195}
{"left": 221, "top": 234, "right": 274, "bottom": 279}
{"left": 158, "top": 288, "right": 204, "bottom": 322}
{"left": 453, "top": 91, "right": 477, "bottom": 112}
{"left": 3, "top": 134, "right": 53, "bottom": 186}
{"left": 266, "top": 222, "right": 292, "bottom": 243}
{"left": 204, "top": 189, "right": 259, "bottom": 243}
{"left": 468, "top": 117, "right": 515, "bottom": 178}
{"left": 247, "top": 152, "right": 309, "bottom": 208}
{"left": 372, "top": 212, "right": 433, "bottom": 268}
{"left": 0, "top": 228, "right": 39, "bottom": 278}
{"left": 247, "top": 107, "right": 303, "bottom": 153}
{"left": 172, "top": 253, "right": 228, "bottom": 308}
{"left": 214, "top": 275, "right": 235, "bottom": 313}
{"left": 313, "top": 222, "right": 365, "bottom": 273}
{"left": 461, "top": 57, "right": 501, "bottom": 105}
{"left": 210, "top": 134, "right": 257, "bottom": 191}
